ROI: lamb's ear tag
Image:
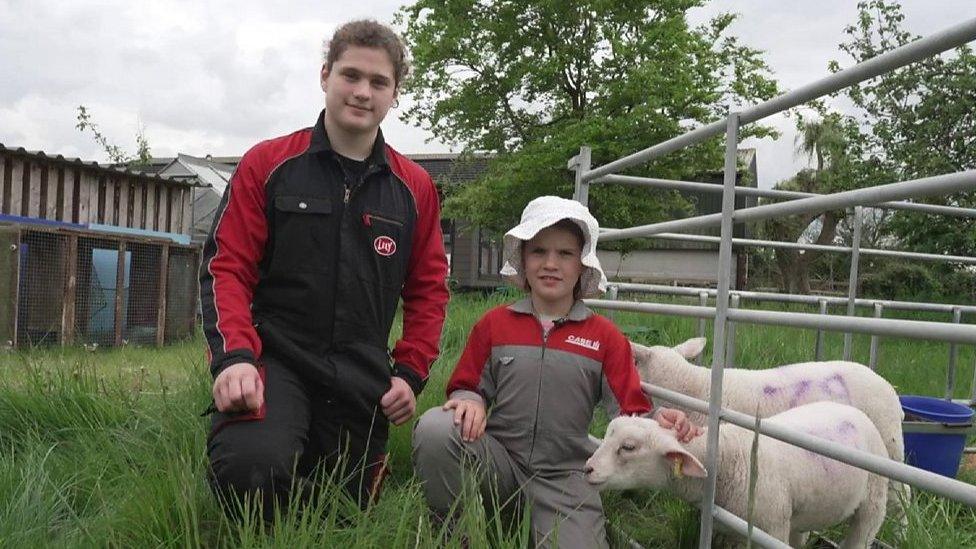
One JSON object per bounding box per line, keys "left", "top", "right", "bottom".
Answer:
{"left": 671, "top": 456, "right": 684, "bottom": 479}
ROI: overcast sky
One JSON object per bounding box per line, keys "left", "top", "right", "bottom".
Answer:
{"left": 1, "top": 1, "right": 972, "bottom": 189}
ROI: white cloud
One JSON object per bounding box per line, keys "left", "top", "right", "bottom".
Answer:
{"left": 0, "top": 0, "right": 972, "bottom": 189}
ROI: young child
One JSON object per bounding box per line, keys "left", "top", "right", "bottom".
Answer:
{"left": 412, "top": 196, "right": 698, "bottom": 548}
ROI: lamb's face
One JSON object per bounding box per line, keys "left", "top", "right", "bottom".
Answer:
{"left": 630, "top": 337, "right": 706, "bottom": 382}
{"left": 584, "top": 416, "right": 705, "bottom": 491}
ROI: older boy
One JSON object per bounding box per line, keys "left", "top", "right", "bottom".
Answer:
{"left": 202, "top": 19, "right": 448, "bottom": 519}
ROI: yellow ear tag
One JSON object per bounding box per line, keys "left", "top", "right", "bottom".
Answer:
{"left": 672, "top": 457, "right": 684, "bottom": 479}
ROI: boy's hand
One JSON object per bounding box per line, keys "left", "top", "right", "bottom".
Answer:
{"left": 655, "top": 407, "right": 703, "bottom": 443}
{"left": 381, "top": 377, "right": 417, "bottom": 426}
{"left": 213, "top": 363, "right": 264, "bottom": 413}
{"left": 443, "top": 398, "right": 487, "bottom": 442}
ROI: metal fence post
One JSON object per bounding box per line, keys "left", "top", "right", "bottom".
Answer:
{"left": 971, "top": 344, "right": 976, "bottom": 405}
{"left": 571, "top": 146, "right": 592, "bottom": 206}
{"left": 869, "top": 303, "right": 884, "bottom": 370}
{"left": 726, "top": 294, "right": 740, "bottom": 368}
{"left": 607, "top": 284, "right": 618, "bottom": 322}
{"left": 697, "top": 291, "right": 708, "bottom": 365}
{"left": 843, "top": 206, "right": 863, "bottom": 361}
{"left": 699, "top": 111, "right": 740, "bottom": 548}
{"left": 815, "top": 299, "right": 828, "bottom": 360}
{"left": 946, "top": 307, "right": 962, "bottom": 400}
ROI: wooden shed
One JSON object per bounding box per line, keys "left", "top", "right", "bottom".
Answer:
{"left": 0, "top": 145, "right": 198, "bottom": 349}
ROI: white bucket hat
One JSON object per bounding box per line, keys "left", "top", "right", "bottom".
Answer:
{"left": 499, "top": 195, "right": 607, "bottom": 298}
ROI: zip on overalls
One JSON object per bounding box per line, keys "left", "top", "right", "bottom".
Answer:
{"left": 527, "top": 315, "right": 567, "bottom": 465}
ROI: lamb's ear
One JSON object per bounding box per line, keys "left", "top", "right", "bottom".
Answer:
{"left": 674, "top": 337, "right": 706, "bottom": 360}
{"left": 665, "top": 450, "right": 708, "bottom": 478}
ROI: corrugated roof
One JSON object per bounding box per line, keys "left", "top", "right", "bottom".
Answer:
{"left": 158, "top": 153, "right": 234, "bottom": 195}
{"left": 0, "top": 143, "right": 193, "bottom": 186}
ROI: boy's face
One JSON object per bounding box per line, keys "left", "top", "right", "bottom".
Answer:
{"left": 320, "top": 45, "right": 398, "bottom": 137}
{"left": 523, "top": 225, "right": 583, "bottom": 308}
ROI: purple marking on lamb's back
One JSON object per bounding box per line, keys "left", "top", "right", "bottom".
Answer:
{"left": 788, "top": 379, "right": 812, "bottom": 407}
{"left": 819, "top": 373, "right": 851, "bottom": 403}
{"left": 763, "top": 385, "right": 779, "bottom": 396}
{"left": 803, "top": 424, "right": 861, "bottom": 473}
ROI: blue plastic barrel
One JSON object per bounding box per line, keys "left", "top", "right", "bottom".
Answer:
{"left": 900, "top": 395, "right": 974, "bottom": 478}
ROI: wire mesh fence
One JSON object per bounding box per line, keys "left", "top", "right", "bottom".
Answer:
{"left": 124, "top": 242, "right": 162, "bottom": 346}
{"left": 75, "top": 236, "right": 123, "bottom": 347}
{"left": 1, "top": 224, "right": 198, "bottom": 349}
{"left": 16, "top": 231, "right": 69, "bottom": 347}
{"left": 166, "top": 247, "right": 198, "bottom": 343}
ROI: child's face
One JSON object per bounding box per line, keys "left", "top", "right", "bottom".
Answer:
{"left": 522, "top": 225, "right": 583, "bottom": 307}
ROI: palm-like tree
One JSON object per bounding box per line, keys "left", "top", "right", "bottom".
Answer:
{"left": 761, "top": 116, "right": 849, "bottom": 293}
{"left": 795, "top": 117, "right": 846, "bottom": 174}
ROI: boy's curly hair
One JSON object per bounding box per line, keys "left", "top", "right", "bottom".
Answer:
{"left": 323, "top": 19, "right": 409, "bottom": 87}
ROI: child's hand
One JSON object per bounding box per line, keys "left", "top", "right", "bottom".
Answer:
{"left": 655, "top": 407, "right": 703, "bottom": 443}
{"left": 443, "top": 399, "right": 487, "bottom": 442}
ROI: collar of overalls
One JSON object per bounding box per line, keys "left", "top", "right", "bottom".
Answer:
{"left": 507, "top": 297, "right": 592, "bottom": 322}
{"left": 307, "top": 109, "right": 390, "bottom": 170}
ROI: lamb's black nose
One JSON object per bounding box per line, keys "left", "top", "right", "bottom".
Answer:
{"left": 583, "top": 465, "right": 594, "bottom": 475}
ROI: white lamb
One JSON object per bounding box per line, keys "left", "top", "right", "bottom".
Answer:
{"left": 631, "top": 337, "right": 908, "bottom": 513}
{"left": 585, "top": 402, "right": 889, "bottom": 548}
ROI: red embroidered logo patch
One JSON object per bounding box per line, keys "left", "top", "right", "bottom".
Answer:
{"left": 374, "top": 236, "right": 396, "bottom": 256}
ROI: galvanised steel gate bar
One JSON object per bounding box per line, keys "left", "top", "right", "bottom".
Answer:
{"left": 594, "top": 174, "right": 976, "bottom": 218}
{"left": 606, "top": 282, "right": 976, "bottom": 315}
{"left": 599, "top": 170, "right": 976, "bottom": 241}
{"left": 626, "top": 232, "right": 976, "bottom": 266}
{"left": 588, "top": 298, "right": 976, "bottom": 346}
{"left": 578, "top": 18, "right": 976, "bottom": 183}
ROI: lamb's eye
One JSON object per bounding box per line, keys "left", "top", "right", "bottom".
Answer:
{"left": 618, "top": 442, "right": 637, "bottom": 453}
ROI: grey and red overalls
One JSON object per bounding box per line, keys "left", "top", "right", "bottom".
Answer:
{"left": 413, "top": 298, "right": 651, "bottom": 548}
{"left": 201, "top": 110, "right": 449, "bottom": 517}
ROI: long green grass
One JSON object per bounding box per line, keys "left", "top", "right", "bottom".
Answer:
{"left": 0, "top": 290, "right": 973, "bottom": 547}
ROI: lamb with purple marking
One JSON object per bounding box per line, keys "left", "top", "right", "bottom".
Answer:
{"left": 585, "top": 402, "right": 889, "bottom": 548}
{"left": 631, "top": 337, "right": 908, "bottom": 521}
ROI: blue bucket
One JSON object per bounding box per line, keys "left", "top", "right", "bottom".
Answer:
{"left": 900, "top": 395, "right": 974, "bottom": 478}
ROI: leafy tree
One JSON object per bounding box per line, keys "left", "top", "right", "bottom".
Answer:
{"left": 829, "top": 0, "right": 976, "bottom": 258}
{"left": 76, "top": 105, "right": 152, "bottom": 167}
{"left": 758, "top": 108, "right": 890, "bottom": 293}
{"left": 397, "top": 0, "right": 779, "bottom": 236}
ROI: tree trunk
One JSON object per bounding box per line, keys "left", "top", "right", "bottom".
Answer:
{"left": 771, "top": 211, "right": 843, "bottom": 294}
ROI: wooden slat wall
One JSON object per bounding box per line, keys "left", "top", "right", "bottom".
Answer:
{"left": 9, "top": 159, "right": 23, "bottom": 217}
{"left": 45, "top": 167, "right": 59, "bottom": 220}
{"left": 27, "top": 162, "right": 42, "bottom": 218}
{"left": 145, "top": 182, "right": 156, "bottom": 231}
{"left": 180, "top": 188, "right": 192, "bottom": 235}
{"left": 62, "top": 167, "right": 75, "bottom": 223}
{"left": 118, "top": 177, "right": 130, "bottom": 228}
{"left": 103, "top": 177, "right": 115, "bottom": 225}
{"left": 0, "top": 153, "right": 193, "bottom": 237}
{"left": 81, "top": 171, "right": 97, "bottom": 224}
{"left": 166, "top": 186, "right": 178, "bottom": 233}
{"left": 0, "top": 155, "right": 7, "bottom": 215}
{"left": 132, "top": 182, "right": 143, "bottom": 229}
{"left": 156, "top": 185, "right": 167, "bottom": 232}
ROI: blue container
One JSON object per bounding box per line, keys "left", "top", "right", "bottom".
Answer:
{"left": 900, "top": 395, "right": 974, "bottom": 478}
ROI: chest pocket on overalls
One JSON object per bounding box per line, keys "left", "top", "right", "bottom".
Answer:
{"left": 361, "top": 210, "right": 408, "bottom": 288}
{"left": 272, "top": 195, "right": 333, "bottom": 273}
